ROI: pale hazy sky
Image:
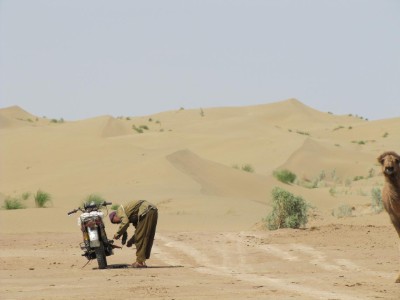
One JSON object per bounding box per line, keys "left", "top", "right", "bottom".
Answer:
{"left": 0, "top": 0, "right": 399, "bottom": 121}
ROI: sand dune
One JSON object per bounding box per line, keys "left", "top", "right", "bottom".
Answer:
{"left": 167, "top": 149, "right": 273, "bottom": 203}
{"left": 101, "top": 117, "right": 131, "bottom": 137}
{"left": 0, "top": 106, "right": 39, "bottom": 129}
{"left": 280, "top": 138, "right": 377, "bottom": 180}
{"left": 1, "top": 99, "right": 399, "bottom": 230}
{"left": 1, "top": 99, "right": 400, "bottom": 299}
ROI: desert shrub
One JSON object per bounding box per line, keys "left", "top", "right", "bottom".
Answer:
{"left": 21, "top": 192, "right": 31, "bottom": 200}
{"left": 332, "top": 204, "right": 353, "bottom": 218}
{"left": 3, "top": 197, "right": 25, "bottom": 210}
{"left": 273, "top": 169, "right": 297, "bottom": 184}
{"left": 318, "top": 170, "right": 326, "bottom": 181}
{"left": 333, "top": 126, "right": 344, "bottom": 131}
{"left": 266, "top": 187, "right": 310, "bottom": 230}
{"left": 330, "top": 169, "right": 338, "bottom": 181}
{"left": 84, "top": 194, "right": 106, "bottom": 206}
{"left": 296, "top": 130, "right": 310, "bottom": 136}
{"left": 300, "top": 180, "right": 318, "bottom": 189}
{"left": 111, "top": 204, "right": 120, "bottom": 210}
{"left": 132, "top": 124, "right": 149, "bottom": 132}
{"left": 344, "top": 178, "right": 352, "bottom": 187}
{"left": 132, "top": 125, "right": 143, "bottom": 133}
{"left": 352, "top": 140, "right": 366, "bottom": 145}
{"left": 241, "top": 164, "right": 254, "bottom": 173}
{"left": 34, "top": 190, "right": 52, "bottom": 208}
{"left": 329, "top": 187, "right": 337, "bottom": 196}
{"left": 50, "top": 118, "right": 64, "bottom": 123}
{"left": 382, "top": 132, "right": 388, "bottom": 138}
{"left": 371, "top": 187, "right": 383, "bottom": 213}
{"left": 232, "top": 164, "right": 254, "bottom": 173}
{"left": 368, "top": 168, "right": 375, "bottom": 178}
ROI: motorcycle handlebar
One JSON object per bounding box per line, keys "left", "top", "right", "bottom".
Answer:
{"left": 67, "top": 208, "right": 79, "bottom": 215}
{"left": 67, "top": 201, "right": 112, "bottom": 215}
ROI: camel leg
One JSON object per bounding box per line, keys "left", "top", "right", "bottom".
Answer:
{"left": 394, "top": 224, "right": 400, "bottom": 283}
{"left": 396, "top": 274, "right": 400, "bottom": 283}
{"left": 397, "top": 243, "right": 400, "bottom": 283}
{"left": 389, "top": 219, "right": 400, "bottom": 283}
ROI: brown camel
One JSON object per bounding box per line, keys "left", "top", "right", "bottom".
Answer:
{"left": 377, "top": 151, "right": 400, "bottom": 283}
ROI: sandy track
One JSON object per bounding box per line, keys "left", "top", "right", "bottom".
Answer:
{"left": 1, "top": 225, "right": 399, "bottom": 299}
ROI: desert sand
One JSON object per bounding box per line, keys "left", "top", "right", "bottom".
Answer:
{"left": 1, "top": 98, "right": 400, "bottom": 299}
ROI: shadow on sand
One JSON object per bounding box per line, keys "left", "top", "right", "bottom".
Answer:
{"left": 93, "top": 263, "right": 184, "bottom": 270}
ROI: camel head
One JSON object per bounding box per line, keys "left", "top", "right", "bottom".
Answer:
{"left": 378, "top": 151, "right": 400, "bottom": 177}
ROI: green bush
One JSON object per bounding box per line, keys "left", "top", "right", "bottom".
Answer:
{"left": 3, "top": 197, "right": 25, "bottom": 210}
{"left": 241, "top": 164, "right": 254, "bottom": 173}
{"left": 266, "top": 187, "right": 310, "bottom": 230}
{"left": 273, "top": 169, "right": 297, "bottom": 184}
{"left": 111, "top": 204, "right": 120, "bottom": 211}
{"left": 132, "top": 125, "right": 143, "bottom": 133}
{"left": 332, "top": 204, "right": 353, "bottom": 218}
{"left": 84, "top": 194, "right": 106, "bottom": 206}
{"left": 371, "top": 187, "right": 383, "bottom": 213}
{"left": 232, "top": 164, "right": 255, "bottom": 173}
{"left": 21, "top": 192, "right": 31, "bottom": 200}
{"left": 34, "top": 190, "right": 52, "bottom": 208}
{"left": 329, "top": 187, "right": 337, "bottom": 196}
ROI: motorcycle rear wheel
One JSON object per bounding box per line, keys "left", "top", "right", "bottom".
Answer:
{"left": 95, "top": 242, "right": 108, "bottom": 269}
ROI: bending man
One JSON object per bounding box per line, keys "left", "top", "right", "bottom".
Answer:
{"left": 109, "top": 200, "right": 158, "bottom": 268}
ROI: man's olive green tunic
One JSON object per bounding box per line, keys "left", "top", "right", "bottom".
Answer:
{"left": 114, "top": 200, "right": 158, "bottom": 263}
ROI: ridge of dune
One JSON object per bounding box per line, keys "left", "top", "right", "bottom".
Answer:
{"left": 279, "top": 138, "right": 376, "bottom": 181}
{"left": 58, "top": 115, "right": 132, "bottom": 138}
{"left": 246, "top": 98, "right": 364, "bottom": 128}
{"left": 1, "top": 99, "right": 399, "bottom": 233}
{"left": 150, "top": 98, "right": 365, "bottom": 136}
{"left": 101, "top": 117, "right": 131, "bottom": 137}
{"left": 167, "top": 149, "right": 273, "bottom": 203}
{"left": 0, "top": 105, "right": 39, "bottom": 129}
{"left": 0, "top": 105, "right": 38, "bottom": 119}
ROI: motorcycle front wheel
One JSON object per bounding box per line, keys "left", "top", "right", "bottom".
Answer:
{"left": 94, "top": 242, "right": 107, "bottom": 269}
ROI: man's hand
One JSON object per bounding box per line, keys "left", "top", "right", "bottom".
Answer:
{"left": 113, "top": 233, "right": 121, "bottom": 240}
{"left": 126, "top": 235, "right": 135, "bottom": 247}
{"left": 121, "top": 232, "right": 128, "bottom": 245}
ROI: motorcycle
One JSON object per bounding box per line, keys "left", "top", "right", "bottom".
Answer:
{"left": 67, "top": 201, "right": 117, "bottom": 269}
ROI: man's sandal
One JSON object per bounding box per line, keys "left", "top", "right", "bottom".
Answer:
{"left": 132, "top": 261, "right": 147, "bottom": 268}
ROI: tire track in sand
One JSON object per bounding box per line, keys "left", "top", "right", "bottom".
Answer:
{"left": 155, "top": 233, "right": 361, "bottom": 300}
{"left": 233, "top": 232, "right": 393, "bottom": 279}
